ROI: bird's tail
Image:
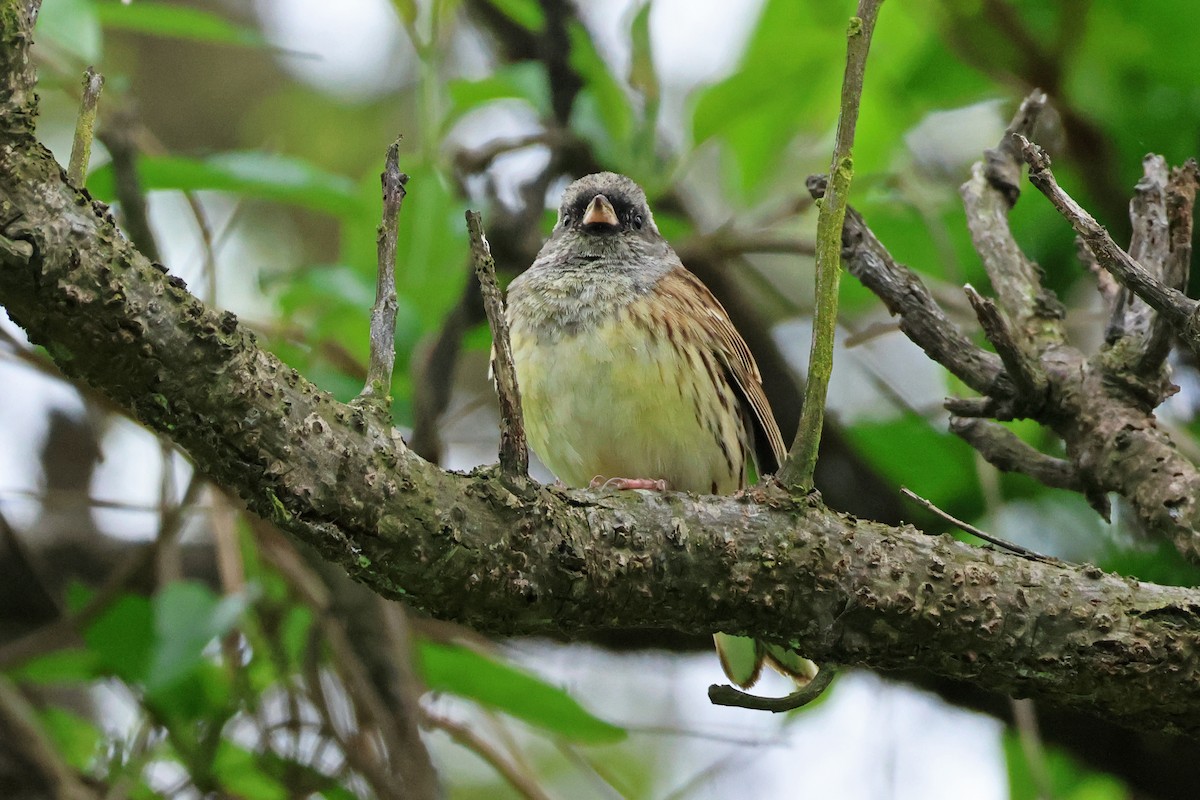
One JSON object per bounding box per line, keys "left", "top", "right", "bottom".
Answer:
{"left": 713, "top": 633, "right": 818, "bottom": 689}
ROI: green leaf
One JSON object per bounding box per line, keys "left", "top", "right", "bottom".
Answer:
{"left": 844, "top": 413, "right": 979, "bottom": 515}
{"left": 38, "top": 708, "right": 102, "bottom": 770}
{"left": 318, "top": 786, "right": 361, "bottom": 800}
{"left": 87, "top": 153, "right": 366, "bottom": 219}
{"left": 568, "top": 22, "right": 633, "bottom": 146}
{"left": 628, "top": 2, "right": 656, "bottom": 104}
{"left": 94, "top": 2, "right": 266, "bottom": 48}
{"left": 1101, "top": 538, "right": 1200, "bottom": 588}
{"left": 36, "top": 0, "right": 102, "bottom": 63}
{"left": 280, "top": 604, "right": 314, "bottom": 668}
{"left": 461, "top": 320, "right": 494, "bottom": 353}
{"left": 65, "top": 580, "right": 93, "bottom": 614}
{"left": 6, "top": 648, "right": 98, "bottom": 684}
{"left": 1005, "top": 732, "right": 1128, "bottom": 800}
{"left": 417, "top": 640, "right": 626, "bottom": 744}
{"left": 275, "top": 264, "right": 376, "bottom": 318}
{"left": 212, "top": 740, "right": 289, "bottom": 800}
{"left": 390, "top": 0, "right": 417, "bottom": 27}
{"left": 152, "top": 661, "right": 234, "bottom": 724}
{"left": 484, "top": 0, "right": 544, "bottom": 32}
{"left": 692, "top": 0, "right": 844, "bottom": 193}
{"left": 84, "top": 594, "right": 155, "bottom": 684}
{"left": 447, "top": 62, "right": 551, "bottom": 123}
{"left": 148, "top": 581, "right": 248, "bottom": 694}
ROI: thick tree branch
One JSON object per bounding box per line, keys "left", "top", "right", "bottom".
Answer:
{"left": 5, "top": 131, "right": 1200, "bottom": 736}
{"left": 6, "top": 2, "right": 1200, "bottom": 742}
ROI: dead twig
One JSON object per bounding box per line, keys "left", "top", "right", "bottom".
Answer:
{"left": 948, "top": 417, "right": 1082, "bottom": 492}
{"left": 467, "top": 210, "right": 528, "bottom": 484}
{"left": 901, "top": 487, "right": 1046, "bottom": 559}
{"left": 963, "top": 284, "right": 1047, "bottom": 411}
{"left": 98, "top": 107, "right": 161, "bottom": 263}
{"left": 708, "top": 664, "right": 838, "bottom": 713}
{"left": 67, "top": 67, "right": 103, "bottom": 187}
{"left": 0, "top": 674, "right": 97, "bottom": 800}
{"left": 423, "top": 711, "right": 552, "bottom": 800}
{"left": 1019, "top": 135, "right": 1200, "bottom": 360}
{"left": 256, "top": 522, "right": 437, "bottom": 800}
{"left": 960, "top": 90, "right": 1065, "bottom": 353}
{"left": 819, "top": 184, "right": 1011, "bottom": 399}
{"left": 357, "top": 137, "right": 409, "bottom": 415}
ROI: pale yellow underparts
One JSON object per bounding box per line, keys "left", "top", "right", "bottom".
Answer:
{"left": 511, "top": 293, "right": 746, "bottom": 495}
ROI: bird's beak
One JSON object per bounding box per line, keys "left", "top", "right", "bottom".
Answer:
{"left": 581, "top": 194, "right": 620, "bottom": 230}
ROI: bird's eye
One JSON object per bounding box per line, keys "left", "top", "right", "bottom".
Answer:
{"left": 632, "top": 214, "right": 644, "bottom": 230}
{"left": 560, "top": 212, "right": 571, "bottom": 227}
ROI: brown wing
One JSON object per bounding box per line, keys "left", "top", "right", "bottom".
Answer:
{"left": 654, "top": 266, "right": 787, "bottom": 472}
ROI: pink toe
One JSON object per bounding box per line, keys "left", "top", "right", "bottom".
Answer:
{"left": 592, "top": 477, "right": 668, "bottom": 491}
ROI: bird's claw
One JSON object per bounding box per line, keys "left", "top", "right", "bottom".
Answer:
{"left": 588, "top": 476, "right": 669, "bottom": 491}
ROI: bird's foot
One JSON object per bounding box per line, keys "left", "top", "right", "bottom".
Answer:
{"left": 589, "top": 476, "right": 669, "bottom": 491}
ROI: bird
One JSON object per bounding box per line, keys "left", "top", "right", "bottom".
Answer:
{"left": 504, "top": 171, "right": 817, "bottom": 689}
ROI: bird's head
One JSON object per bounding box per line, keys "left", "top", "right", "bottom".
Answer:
{"left": 554, "top": 172, "right": 660, "bottom": 245}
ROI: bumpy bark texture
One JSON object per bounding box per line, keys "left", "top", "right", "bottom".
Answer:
{"left": 4, "top": 2, "right": 1200, "bottom": 738}
{"left": 821, "top": 91, "right": 1200, "bottom": 564}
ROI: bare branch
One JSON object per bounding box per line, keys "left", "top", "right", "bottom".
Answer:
{"left": 982, "top": 90, "right": 1047, "bottom": 206}
{"left": 467, "top": 210, "right": 528, "bottom": 484}
{"left": 1011, "top": 698, "right": 1055, "bottom": 800}
{"left": 258, "top": 522, "right": 437, "bottom": 800}
{"left": 948, "top": 417, "right": 1082, "bottom": 492}
{"left": 963, "top": 284, "right": 1047, "bottom": 409}
{"left": 900, "top": 486, "right": 1045, "bottom": 559}
{"left": 8, "top": 170, "right": 1200, "bottom": 730}
{"left": 835, "top": 121, "right": 1200, "bottom": 551}
{"left": 960, "top": 90, "right": 1066, "bottom": 352}
{"left": 97, "top": 107, "right": 161, "bottom": 263}
{"left": 66, "top": 67, "right": 103, "bottom": 187}
{"left": 781, "top": 0, "right": 885, "bottom": 491}
{"left": 452, "top": 131, "right": 560, "bottom": 175}
{"left": 824, "top": 187, "right": 1011, "bottom": 397}
{"left": 357, "top": 137, "right": 409, "bottom": 414}
{"left": 676, "top": 230, "right": 816, "bottom": 263}
{"left": 423, "top": 712, "right": 551, "bottom": 800}
{"left": 6, "top": 15, "right": 1200, "bottom": 736}
{"left": 1077, "top": 234, "right": 1121, "bottom": 309}
{"left": 0, "top": 674, "right": 97, "bottom": 800}
{"left": 1019, "top": 135, "right": 1200, "bottom": 359}
{"left": 709, "top": 664, "right": 838, "bottom": 712}
{"left": 409, "top": 279, "right": 478, "bottom": 462}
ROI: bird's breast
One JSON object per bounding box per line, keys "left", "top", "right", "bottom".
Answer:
{"left": 509, "top": 296, "right": 747, "bottom": 494}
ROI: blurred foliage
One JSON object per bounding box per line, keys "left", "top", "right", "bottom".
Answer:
{"left": 1004, "top": 733, "right": 1127, "bottom": 800}
{"left": 8, "top": 0, "right": 1200, "bottom": 796}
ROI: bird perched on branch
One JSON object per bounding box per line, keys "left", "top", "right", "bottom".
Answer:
{"left": 505, "top": 172, "right": 816, "bottom": 689}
